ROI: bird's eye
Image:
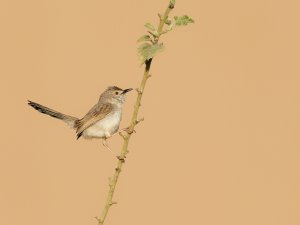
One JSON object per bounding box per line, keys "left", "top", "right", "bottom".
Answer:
{"left": 115, "top": 91, "right": 119, "bottom": 95}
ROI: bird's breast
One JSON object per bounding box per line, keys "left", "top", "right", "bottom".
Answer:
{"left": 83, "top": 111, "right": 122, "bottom": 138}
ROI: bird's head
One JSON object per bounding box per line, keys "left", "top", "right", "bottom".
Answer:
{"left": 100, "top": 86, "right": 133, "bottom": 105}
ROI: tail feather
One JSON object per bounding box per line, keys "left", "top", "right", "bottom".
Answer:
{"left": 76, "top": 132, "right": 83, "bottom": 139}
{"left": 28, "top": 100, "right": 79, "bottom": 128}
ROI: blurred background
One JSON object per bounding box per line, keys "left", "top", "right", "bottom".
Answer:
{"left": 1, "top": 0, "right": 300, "bottom": 225}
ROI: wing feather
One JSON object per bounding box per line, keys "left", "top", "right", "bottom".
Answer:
{"left": 75, "top": 103, "right": 112, "bottom": 139}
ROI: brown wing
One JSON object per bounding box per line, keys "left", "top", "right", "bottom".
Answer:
{"left": 75, "top": 103, "right": 112, "bottom": 139}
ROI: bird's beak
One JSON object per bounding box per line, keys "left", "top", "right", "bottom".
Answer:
{"left": 122, "top": 88, "right": 133, "bottom": 94}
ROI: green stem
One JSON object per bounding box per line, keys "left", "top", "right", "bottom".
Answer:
{"left": 157, "top": 3, "right": 174, "bottom": 37}
{"left": 96, "top": 2, "right": 174, "bottom": 225}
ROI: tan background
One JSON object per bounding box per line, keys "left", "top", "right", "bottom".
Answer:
{"left": 1, "top": 0, "right": 300, "bottom": 224}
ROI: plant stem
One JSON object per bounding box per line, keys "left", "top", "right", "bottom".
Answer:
{"left": 96, "top": 2, "right": 174, "bottom": 225}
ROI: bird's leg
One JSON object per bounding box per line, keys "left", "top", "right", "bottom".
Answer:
{"left": 101, "top": 137, "right": 124, "bottom": 161}
{"left": 102, "top": 138, "right": 111, "bottom": 151}
{"left": 100, "top": 134, "right": 128, "bottom": 161}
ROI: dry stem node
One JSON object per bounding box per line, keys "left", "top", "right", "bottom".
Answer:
{"left": 118, "top": 132, "right": 127, "bottom": 140}
{"left": 135, "top": 118, "right": 144, "bottom": 125}
{"left": 158, "top": 13, "right": 162, "bottom": 20}
{"left": 135, "top": 88, "right": 143, "bottom": 94}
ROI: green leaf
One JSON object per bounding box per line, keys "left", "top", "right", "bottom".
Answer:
{"left": 138, "top": 43, "right": 165, "bottom": 64}
{"left": 138, "top": 43, "right": 151, "bottom": 64}
{"left": 144, "top": 23, "right": 156, "bottom": 31}
{"left": 137, "top": 35, "right": 152, "bottom": 43}
{"left": 174, "top": 15, "right": 194, "bottom": 26}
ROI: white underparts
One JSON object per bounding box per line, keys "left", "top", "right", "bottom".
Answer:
{"left": 82, "top": 111, "right": 122, "bottom": 139}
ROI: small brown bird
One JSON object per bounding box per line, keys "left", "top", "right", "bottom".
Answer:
{"left": 28, "top": 86, "right": 133, "bottom": 150}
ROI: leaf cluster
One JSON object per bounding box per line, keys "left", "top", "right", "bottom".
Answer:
{"left": 174, "top": 15, "right": 194, "bottom": 26}
{"left": 137, "top": 1, "right": 194, "bottom": 64}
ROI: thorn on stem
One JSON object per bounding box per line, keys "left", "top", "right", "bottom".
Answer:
{"left": 158, "top": 13, "right": 162, "bottom": 20}
{"left": 117, "top": 155, "right": 126, "bottom": 162}
{"left": 161, "top": 30, "right": 168, "bottom": 35}
{"left": 117, "top": 155, "right": 126, "bottom": 159}
{"left": 118, "top": 132, "right": 127, "bottom": 140}
{"left": 135, "top": 88, "right": 143, "bottom": 94}
{"left": 135, "top": 118, "right": 144, "bottom": 125}
{"left": 148, "top": 31, "right": 158, "bottom": 37}
{"left": 128, "top": 129, "right": 136, "bottom": 134}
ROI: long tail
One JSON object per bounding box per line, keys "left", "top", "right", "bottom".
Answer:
{"left": 28, "top": 100, "right": 79, "bottom": 128}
